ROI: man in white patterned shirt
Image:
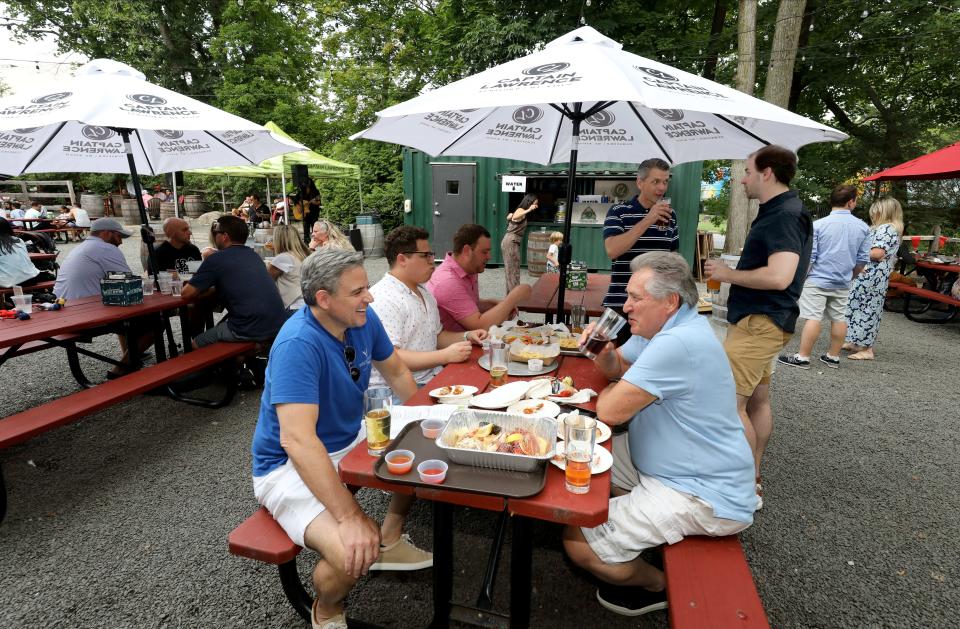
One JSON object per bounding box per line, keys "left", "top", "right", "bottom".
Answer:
{"left": 370, "top": 225, "right": 487, "bottom": 388}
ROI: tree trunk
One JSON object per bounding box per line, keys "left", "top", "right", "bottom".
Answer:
{"left": 724, "top": 0, "right": 758, "bottom": 255}
{"left": 763, "top": 0, "right": 807, "bottom": 108}
{"left": 702, "top": 0, "right": 729, "bottom": 82}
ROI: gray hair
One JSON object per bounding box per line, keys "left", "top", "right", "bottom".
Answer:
{"left": 301, "top": 248, "right": 364, "bottom": 306}
{"left": 629, "top": 251, "right": 699, "bottom": 307}
{"left": 636, "top": 158, "right": 671, "bottom": 181}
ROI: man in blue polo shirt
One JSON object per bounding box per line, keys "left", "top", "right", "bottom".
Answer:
{"left": 778, "top": 184, "right": 870, "bottom": 369}
{"left": 602, "top": 158, "right": 678, "bottom": 346}
{"left": 564, "top": 252, "right": 755, "bottom": 618}
{"left": 251, "top": 248, "right": 428, "bottom": 629}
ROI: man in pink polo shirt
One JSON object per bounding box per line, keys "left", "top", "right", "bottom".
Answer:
{"left": 427, "top": 224, "right": 532, "bottom": 331}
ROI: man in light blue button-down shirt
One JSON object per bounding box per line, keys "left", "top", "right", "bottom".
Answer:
{"left": 778, "top": 185, "right": 870, "bottom": 369}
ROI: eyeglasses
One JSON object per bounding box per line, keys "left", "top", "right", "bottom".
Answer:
{"left": 401, "top": 250, "right": 435, "bottom": 259}
{"left": 344, "top": 345, "right": 360, "bottom": 382}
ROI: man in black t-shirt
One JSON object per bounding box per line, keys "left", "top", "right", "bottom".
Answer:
{"left": 705, "top": 146, "right": 812, "bottom": 503}
{"left": 153, "top": 217, "right": 202, "bottom": 273}
{"left": 249, "top": 193, "right": 271, "bottom": 226}
{"left": 181, "top": 215, "right": 285, "bottom": 348}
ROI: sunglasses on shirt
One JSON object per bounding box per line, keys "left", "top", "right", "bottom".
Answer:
{"left": 344, "top": 345, "right": 360, "bottom": 382}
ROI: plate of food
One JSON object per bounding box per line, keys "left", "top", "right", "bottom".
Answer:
{"left": 469, "top": 380, "right": 532, "bottom": 409}
{"left": 478, "top": 354, "right": 558, "bottom": 376}
{"left": 506, "top": 399, "right": 562, "bottom": 418}
{"left": 556, "top": 414, "right": 611, "bottom": 443}
{"left": 428, "top": 384, "right": 479, "bottom": 401}
{"left": 549, "top": 441, "right": 613, "bottom": 474}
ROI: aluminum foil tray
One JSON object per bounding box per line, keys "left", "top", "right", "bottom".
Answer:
{"left": 437, "top": 409, "right": 557, "bottom": 473}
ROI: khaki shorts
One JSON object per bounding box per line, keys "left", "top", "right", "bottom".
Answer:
{"left": 798, "top": 282, "right": 849, "bottom": 322}
{"left": 724, "top": 314, "right": 792, "bottom": 397}
{"left": 582, "top": 434, "right": 749, "bottom": 563}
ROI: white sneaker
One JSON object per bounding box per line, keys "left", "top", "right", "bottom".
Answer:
{"left": 369, "top": 533, "right": 433, "bottom": 571}
{"left": 311, "top": 600, "right": 347, "bottom": 629}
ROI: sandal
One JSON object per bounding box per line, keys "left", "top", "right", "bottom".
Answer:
{"left": 847, "top": 350, "right": 874, "bottom": 360}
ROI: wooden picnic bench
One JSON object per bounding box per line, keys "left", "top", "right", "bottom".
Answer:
{"left": 14, "top": 226, "right": 88, "bottom": 243}
{"left": 889, "top": 282, "right": 960, "bottom": 323}
{"left": 0, "top": 340, "right": 257, "bottom": 524}
{"left": 0, "top": 280, "right": 56, "bottom": 297}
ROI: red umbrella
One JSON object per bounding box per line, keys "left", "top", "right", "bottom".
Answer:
{"left": 863, "top": 141, "right": 960, "bottom": 181}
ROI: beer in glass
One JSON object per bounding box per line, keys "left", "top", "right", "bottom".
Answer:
{"left": 564, "top": 415, "right": 597, "bottom": 494}
{"left": 363, "top": 387, "right": 393, "bottom": 456}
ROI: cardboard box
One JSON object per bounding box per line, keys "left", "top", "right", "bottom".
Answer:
{"left": 100, "top": 274, "right": 144, "bottom": 306}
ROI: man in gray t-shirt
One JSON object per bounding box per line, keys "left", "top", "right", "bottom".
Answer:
{"left": 54, "top": 217, "right": 132, "bottom": 300}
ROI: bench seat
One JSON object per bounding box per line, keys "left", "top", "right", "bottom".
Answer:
{"left": 664, "top": 535, "right": 769, "bottom": 628}
{"left": 889, "top": 282, "right": 960, "bottom": 308}
{"left": 0, "top": 281, "right": 56, "bottom": 297}
{"left": 889, "top": 282, "right": 960, "bottom": 323}
{"left": 0, "top": 341, "right": 256, "bottom": 449}
{"left": 229, "top": 506, "right": 302, "bottom": 564}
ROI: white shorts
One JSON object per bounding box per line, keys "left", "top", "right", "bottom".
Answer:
{"left": 582, "top": 434, "right": 750, "bottom": 564}
{"left": 252, "top": 432, "right": 364, "bottom": 547}
{"left": 798, "top": 281, "right": 850, "bottom": 322}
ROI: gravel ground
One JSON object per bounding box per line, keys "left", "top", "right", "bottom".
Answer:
{"left": 1, "top": 233, "right": 958, "bottom": 628}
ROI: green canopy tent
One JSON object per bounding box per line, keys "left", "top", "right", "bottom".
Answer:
{"left": 188, "top": 121, "right": 361, "bottom": 222}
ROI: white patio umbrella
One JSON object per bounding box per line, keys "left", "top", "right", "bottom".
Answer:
{"left": 354, "top": 26, "right": 848, "bottom": 321}
{"left": 0, "top": 58, "right": 304, "bottom": 274}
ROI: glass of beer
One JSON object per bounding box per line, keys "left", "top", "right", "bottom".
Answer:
{"left": 488, "top": 341, "right": 509, "bottom": 388}
{"left": 579, "top": 307, "right": 626, "bottom": 359}
{"left": 706, "top": 254, "right": 721, "bottom": 293}
{"left": 657, "top": 196, "right": 672, "bottom": 228}
{"left": 363, "top": 387, "right": 393, "bottom": 456}
{"left": 570, "top": 304, "right": 587, "bottom": 334}
{"left": 564, "top": 414, "right": 597, "bottom": 494}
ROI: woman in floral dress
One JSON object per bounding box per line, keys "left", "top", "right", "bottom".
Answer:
{"left": 843, "top": 197, "right": 904, "bottom": 360}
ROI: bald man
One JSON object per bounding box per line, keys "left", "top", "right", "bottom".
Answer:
{"left": 153, "top": 217, "right": 202, "bottom": 273}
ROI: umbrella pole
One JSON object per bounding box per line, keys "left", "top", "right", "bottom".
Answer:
{"left": 117, "top": 128, "right": 160, "bottom": 283}
{"left": 556, "top": 104, "right": 583, "bottom": 325}
{"left": 172, "top": 175, "right": 179, "bottom": 219}
{"left": 282, "top": 172, "right": 289, "bottom": 224}
{"left": 357, "top": 176, "right": 364, "bottom": 213}
{"left": 266, "top": 178, "right": 271, "bottom": 222}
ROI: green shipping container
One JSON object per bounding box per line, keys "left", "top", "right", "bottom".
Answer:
{"left": 402, "top": 149, "right": 702, "bottom": 271}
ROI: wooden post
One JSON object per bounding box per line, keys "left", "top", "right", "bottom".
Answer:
{"left": 931, "top": 225, "right": 942, "bottom": 253}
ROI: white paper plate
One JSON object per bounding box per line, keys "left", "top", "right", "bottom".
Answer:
{"left": 556, "top": 415, "right": 611, "bottom": 444}
{"left": 428, "top": 385, "right": 479, "bottom": 401}
{"left": 469, "top": 380, "right": 532, "bottom": 409}
{"left": 549, "top": 441, "right": 613, "bottom": 475}
{"left": 506, "top": 399, "right": 561, "bottom": 418}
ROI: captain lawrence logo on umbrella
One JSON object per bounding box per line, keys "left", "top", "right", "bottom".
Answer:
{"left": 633, "top": 66, "right": 727, "bottom": 99}
{"left": 0, "top": 92, "right": 74, "bottom": 117}
{"left": 481, "top": 63, "right": 582, "bottom": 90}
{"left": 120, "top": 93, "right": 200, "bottom": 118}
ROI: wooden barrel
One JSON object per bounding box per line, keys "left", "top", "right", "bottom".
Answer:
{"left": 159, "top": 201, "right": 176, "bottom": 220}
{"left": 80, "top": 193, "right": 104, "bottom": 219}
{"left": 120, "top": 199, "right": 142, "bottom": 225}
{"left": 356, "top": 222, "right": 384, "bottom": 258}
{"left": 526, "top": 229, "right": 551, "bottom": 277}
{"left": 109, "top": 193, "right": 125, "bottom": 218}
{"left": 183, "top": 195, "right": 206, "bottom": 218}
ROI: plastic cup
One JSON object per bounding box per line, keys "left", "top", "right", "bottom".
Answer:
{"left": 11, "top": 294, "right": 32, "bottom": 314}
{"left": 706, "top": 254, "right": 721, "bottom": 292}
{"left": 420, "top": 419, "right": 445, "bottom": 440}
{"left": 527, "top": 358, "right": 543, "bottom": 372}
{"left": 564, "top": 415, "right": 597, "bottom": 494}
{"left": 171, "top": 279, "right": 183, "bottom": 296}
{"left": 488, "top": 340, "right": 509, "bottom": 388}
{"left": 142, "top": 276, "right": 154, "bottom": 296}
{"left": 417, "top": 459, "right": 448, "bottom": 484}
{"left": 579, "top": 307, "right": 626, "bottom": 359}
{"left": 570, "top": 305, "right": 587, "bottom": 334}
{"left": 385, "top": 450, "right": 415, "bottom": 475}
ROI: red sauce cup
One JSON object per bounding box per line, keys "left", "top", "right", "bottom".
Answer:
{"left": 421, "top": 419, "right": 445, "bottom": 440}
{"left": 385, "top": 449, "right": 415, "bottom": 475}
{"left": 417, "top": 459, "right": 448, "bottom": 484}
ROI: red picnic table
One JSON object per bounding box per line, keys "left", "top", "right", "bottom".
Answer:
{"left": 28, "top": 252, "right": 58, "bottom": 263}
{"left": 0, "top": 293, "right": 190, "bottom": 387}
{"left": 517, "top": 272, "right": 611, "bottom": 323}
{"left": 339, "top": 347, "right": 611, "bottom": 629}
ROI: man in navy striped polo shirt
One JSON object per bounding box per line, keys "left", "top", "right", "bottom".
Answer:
{"left": 602, "top": 158, "right": 678, "bottom": 344}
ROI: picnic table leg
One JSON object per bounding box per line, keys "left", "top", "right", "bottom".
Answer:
{"left": 65, "top": 342, "right": 95, "bottom": 389}
{"left": 277, "top": 558, "right": 313, "bottom": 623}
{"left": 475, "top": 508, "right": 509, "bottom": 610}
{"left": 509, "top": 516, "right": 534, "bottom": 629}
{"left": 0, "top": 464, "right": 7, "bottom": 524}
{"left": 430, "top": 501, "right": 454, "bottom": 629}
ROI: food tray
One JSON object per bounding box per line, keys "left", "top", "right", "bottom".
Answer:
{"left": 478, "top": 354, "right": 558, "bottom": 376}
{"left": 437, "top": 409, "right": 557, "bottom": 473}
{"left": 373, "top": 422, "right": 547, "bottom": 498}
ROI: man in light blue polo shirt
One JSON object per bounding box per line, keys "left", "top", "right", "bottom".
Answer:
{"left": 778, "top": 185, "right": 870, "bottom": 369}
{"left": 563, "top": 252, "right": 755, "bottom": 618}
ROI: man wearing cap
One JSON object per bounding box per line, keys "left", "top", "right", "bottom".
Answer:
{"left": 54, "top": 217, "right": 133, "bottom": 301}
{"left": 54, "top": 217, "right": 155, "bottom": 379}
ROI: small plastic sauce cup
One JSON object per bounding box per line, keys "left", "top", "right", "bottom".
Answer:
{"left": 527, "top": 358, "right": 543, "bottom": 371}
{"left": 385, "top": 450, "right": 415, "bottom": 475}
{"left": 420, "top": 419, "right": 445, "bottom": 439}
{"left": 417, "top": 459, "right": 448, "bottom": 484}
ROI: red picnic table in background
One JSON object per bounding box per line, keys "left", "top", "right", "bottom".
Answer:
{"left": 517, "top": 272, "right": 611, "bottom": 323}
{"left": 338, "top": 347, "right": 611, "bottom": 629}
{"left": 28, "top": 252, "right": 58, "bottom": 263}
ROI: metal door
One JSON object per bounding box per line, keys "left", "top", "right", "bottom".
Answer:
{"left": 431, "top": 163, "right": 475, "bottom": 257}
